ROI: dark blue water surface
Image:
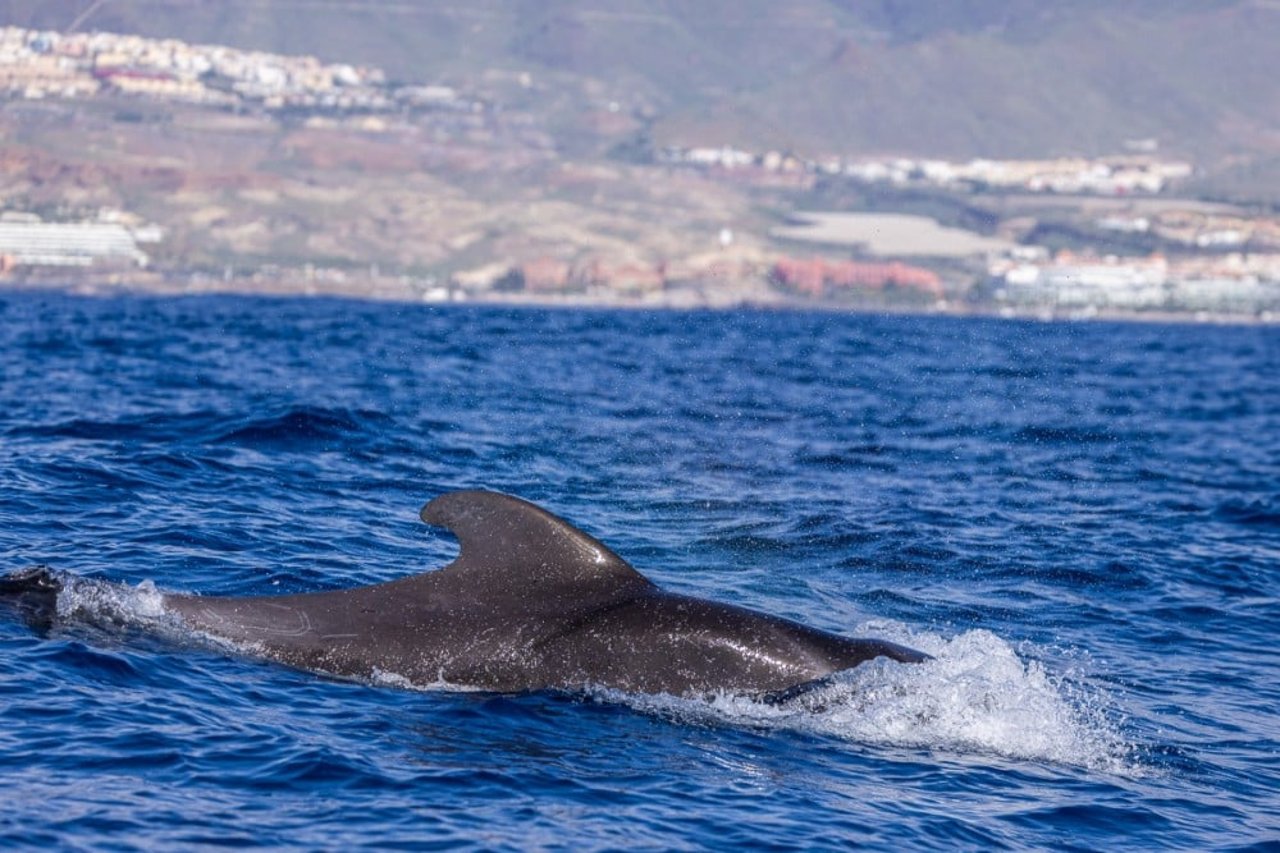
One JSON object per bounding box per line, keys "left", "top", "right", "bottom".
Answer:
{"left": 1, "top": 291, "right": 1277, "bottom": 850}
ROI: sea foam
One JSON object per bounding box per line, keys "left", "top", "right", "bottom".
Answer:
{"left": 593, "top": 624, "right": 1137, "bottom": 775}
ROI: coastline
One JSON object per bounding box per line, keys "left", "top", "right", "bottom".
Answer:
{"left": 3, "top": 274, "right": 1276, "bottom": 328}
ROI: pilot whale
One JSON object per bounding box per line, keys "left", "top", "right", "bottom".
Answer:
{"left": 2, "top": 490, "right": 927, "bottom": 698}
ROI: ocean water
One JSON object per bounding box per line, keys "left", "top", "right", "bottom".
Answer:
{"left": 0, "top": 290, "right": 1276, "bottom": 850}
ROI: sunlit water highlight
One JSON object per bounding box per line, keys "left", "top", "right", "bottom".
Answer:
{"left": 1, "top": 292, "right": 1276, "bottom": 849}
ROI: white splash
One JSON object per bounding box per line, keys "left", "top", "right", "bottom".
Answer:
{"left": 592, "top": 625, "right": 1137, "bottom": 775}
{"left": 369, "top": 668, "right": 486, "bottom": 693}
{"left": 55, "top": 574, "right": 176, "bottom": 631}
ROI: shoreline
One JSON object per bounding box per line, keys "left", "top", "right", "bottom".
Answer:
{"left": 2, "top": 275, "right": 1276, "bottom": 328}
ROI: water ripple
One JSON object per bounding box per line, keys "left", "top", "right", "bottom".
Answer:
{"left": 0, "top": 292, "right": 1276, "bottom": 849}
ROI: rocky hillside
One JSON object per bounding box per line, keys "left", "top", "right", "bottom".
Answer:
{"left": 4, "top": 0, "right": 1278, "bottom": 176}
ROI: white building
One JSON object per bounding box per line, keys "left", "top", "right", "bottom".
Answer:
{"left": 0, "top": 221, "right": 148, "bottom": 267}
{"left": 998, "top": 256, "right": 1168, "bottom": 308}
{"left": 1169, "top": 278, "right": 1280, "bottom": 312}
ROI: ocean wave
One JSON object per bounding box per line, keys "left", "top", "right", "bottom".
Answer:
{"left": 215, "top": 406, "right": 392, "bottom": 449}
{"left": 1213, "top": 497, "right": 1280, "bottom": 529}
{"left": 3, "top": 294, "right": 1275, "bottom": 849}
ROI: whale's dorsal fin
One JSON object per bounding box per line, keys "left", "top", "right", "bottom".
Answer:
{"left": 420, "top": 490, "right": 654, "bottom": 596}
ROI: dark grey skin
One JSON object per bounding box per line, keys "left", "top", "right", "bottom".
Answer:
{"left": 161, "top": 491, "right": 927, "bottom": 697}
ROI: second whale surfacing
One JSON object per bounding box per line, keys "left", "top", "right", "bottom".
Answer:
{"left": 164, "top": 491, "right": 928, "bottom": 698}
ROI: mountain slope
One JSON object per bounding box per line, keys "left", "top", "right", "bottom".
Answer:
{"left": 3, "top": 0, "right": 1278, "bottom": 166}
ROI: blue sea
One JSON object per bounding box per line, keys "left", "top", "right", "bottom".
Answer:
{"left": 0, "top": 291, "right": 1276, "bottom": 850}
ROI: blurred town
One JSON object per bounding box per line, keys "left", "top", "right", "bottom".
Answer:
{"left": 1, "top": 25, "right": 1278, "bottom": 321}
